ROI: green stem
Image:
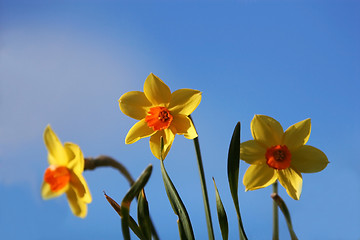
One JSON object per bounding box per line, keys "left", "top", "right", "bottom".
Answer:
{"left": 84, "top": 155, "right": 135, "bottom": 186}
{"left": 84, "top": 156, "right": 159, "bottom": 240}
{"left": 273, "top": 181, "right": 279, "bottom": 240}
{"left": 190, "top": 116, "right": 215, "bottom": 240}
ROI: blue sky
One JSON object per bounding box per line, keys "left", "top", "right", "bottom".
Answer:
{"left": 0, "top": 0, "right": 359, "bottom": 239}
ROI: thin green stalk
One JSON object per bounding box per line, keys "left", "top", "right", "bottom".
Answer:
{"left": 271, "top": 193, "right": 298, "bottom": 240}
{"left": 190, "top": 115, "right": 215, "bottom": 240}
{"left": 273, "top": 181, "right": 279, "bottom": 240}
{"left": 84, "top": 155, "right": 135, "bottom": 186}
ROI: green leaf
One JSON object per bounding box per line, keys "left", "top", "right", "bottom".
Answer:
{"left": 121, "top": 207, "right": 131, "bottom": 240}
{"left": 104, "top": 192, "right": 145, "bottom": 239}
{"left": 228, "top": 122, "right": 241, "bottom": 201}
{"left": 227, "top": 122, "right": 247, "bottom": 240}
{"left": 122, "top": 165, "right": 153, "bottom": 205}
{"left": 177, "top": 219, "right": 187, "bottom": 240}
{"left": 121, "top": 164, "right": 153, "bottom": 240}
{"left": 104, "top": 191, "right": 121, "bottom": 216}
{"left": 213, "top": 178, "right": 229, "bottom": 240}
{"left": 160, "top": 137, "right": 195, "bottom": 240}
{"left": 138, "top": 190, "right": 152, "bottom": 240}
{"left": 271, "top": 193, "right": 299, "bottom": 240}
{"left": 190, "top": 115, "right": 215, "bottom": 240}
{"left": 129, "top": 216, "right": 146, "bottom": 240}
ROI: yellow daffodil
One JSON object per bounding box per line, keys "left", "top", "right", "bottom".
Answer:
{"left": 41, "top": 125, "right": 92, "bottom": 218}
{"left": 119, "top": 73, "right": 202, "bottom": 159}
{"left": 240, "top": 115, "right": 328, "bottom": 200}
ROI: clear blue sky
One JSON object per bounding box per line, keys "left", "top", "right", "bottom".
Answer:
{"left": 1, "top": 0, "right": 359, "bottom": 239}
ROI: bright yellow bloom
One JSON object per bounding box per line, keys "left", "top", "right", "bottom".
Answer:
{"left": 119, "top": 73, "right": 202, "bottom": 159}
{"left": 240, "top": 115, "right": 329, "bottom": 200}
{"left": 41, "top": 125, "right": 92, "bottom": 218}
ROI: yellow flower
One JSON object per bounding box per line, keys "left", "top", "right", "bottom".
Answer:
{"left": 41, "top": 125, "right": 92, "bottom": 218}
{"left": 119, "top": 73, "right": 202, "bottom": 159}
{"left": 240, "top": 115, "right": 329, "bottom": 200}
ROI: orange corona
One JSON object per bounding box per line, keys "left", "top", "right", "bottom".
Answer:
{"left": 265, "top": 145, "right": 291, "bottom": 170}
{"left": 145, "top": 106, "right": 173, "bottom": 131}
{"left": 44, "top": 166, "right": 71, "bottom": 192}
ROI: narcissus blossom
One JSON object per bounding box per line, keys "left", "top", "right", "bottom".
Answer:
{"left": 41, "top": 125, "right": 92, "bottom": 218}
{"left": 119, "top": 73, "right": 202, "bottom": 159}
{"left": 240, "top": 115, "right": 328, "bottom": 200}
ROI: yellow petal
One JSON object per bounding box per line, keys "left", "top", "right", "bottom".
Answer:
{"left": 143, "top": 73, "right": 171, "bottom": 106}
{"left": 66, "top": 186, "right": 88, "bottom": 218}
{"left": 70, "top": 172, "right": 92, "bottom": 203}
{"left": 43, "top": 125, "right": 67, "bottom": 165}
{"left": 184, "top": 123, "right": 197, "bottom": 139}
{"left": 77, "top": 174, "right": 92, "bottom": 203}
{"left": 149, "top": 128, "right": 175, "bottom": 159}
{"left": 41, "top": 181, "right": 68, "bottom": 200}
{"left": 243, "top": 164, "right": 277, "bottom": 191}
{"left": 278, "top": 168, "right": 303, "bottom": 200}
{"left": 251, "top": 115, "right": 284, "bottom": 147}
{"left": 240, "top": 140, "right": 266, "bottom": 165}
{"left": 64, "top": 142, "right": 84, "bottom": 174}
{"left": 168, "top": 89, "right": 202, "bottom": 116}
{"left": 125, "top": 119, "right": 156, "bottom": 144}
{"left": 171, "top": 115, "right": 198, "bottom": 139}
{"left": 291, "top": 145, "right": 329, "bottom": 173}
{"left": 283, "top": 118, "right": 311, "bottom": 151}
{"left": 119, "top": 91, "right": 152, "bottom": 120}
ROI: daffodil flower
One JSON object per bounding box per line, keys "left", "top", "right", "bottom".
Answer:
{"left": 240, "top": 115, "right": 328, "bottom": 200}
{"left": 41, "top": 125, "right": 92, "bottom": 218}
{"left": 119, "top": 73, "right": 202, "bottom": 159}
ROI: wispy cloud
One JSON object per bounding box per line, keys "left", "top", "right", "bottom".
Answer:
{"left": 0, "top": 26, "right": 141, "bottom": 185}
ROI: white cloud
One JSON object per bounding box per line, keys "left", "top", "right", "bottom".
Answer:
{"left": 0, "top": 26, "right": 143, "bottom": 185}
{"left": 0, "top": 26, "right": 139, "bottom": 146}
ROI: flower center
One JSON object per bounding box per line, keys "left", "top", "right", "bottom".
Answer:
{"left": 265, "top": 145, "right": 291, "bottom": 170}
{"left": 44, "top": 165, "right": 71, "bottom": 192}
{"left": 145, "top": 106, "right": 173, "bottom": 131}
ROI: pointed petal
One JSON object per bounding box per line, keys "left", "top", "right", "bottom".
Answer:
{"left": 278, "top": 168, "right": 303, "bottom": 200}
{"left": 171, "top": 115, "right": 198, "bottom": 139}
{"left": 291, "top": 145, "right": 329, "bottom": 173}
{"left": 243, "top": 164, "right": 277, "bottom": 191}
{"left": 168, "top": 89, "right": 202, "bottom": 115}
{"left": 41, "top": 181, "right": 68, "bottom": 200}
{"left": 251, "top": 115, "right": 284, "bottom": 147}
{"left": 240, "top": 140, "right": 266, "bottom": 165}
{"left": 119, "top": 91, "right": 152, "bottom": 120}
{"left": 43, "top": 125, "right": 67, "bottom": 165}
{"left": 149, "top": 128, "right": 175, "bottom": 159}
{"left": 64, "top": 142, "right": 84, "bottom": 174}
{"left": 70, "top": 172, "right": 92, "bottom": 203}
{"left": 184, "top": 127, "right": 197, "bottom": 139}
{"left": 66, "top": 187, "right": 88, "bottom": 218}
{"left": 125, "top": 119, "right": 156, "bottom": 144}
{"left": 184, "top": 122, "right": 198, "bottom": 139}
{"left": 283, "top": 118, "right": 311, "bottom": 151}
{"left": 77, "top": 175, "right": 92, "bottom": 203}
{"left": 143, "top": 73, "right": 171, "bottom": 106}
